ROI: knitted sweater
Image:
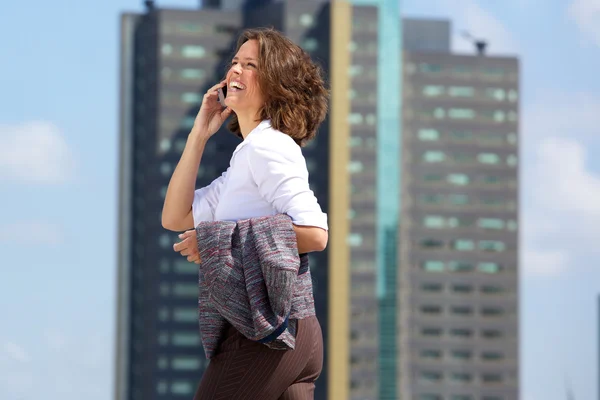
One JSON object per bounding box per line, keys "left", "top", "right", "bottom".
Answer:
{"left": 195, "top": 214, "right": 316, "bottom": 359}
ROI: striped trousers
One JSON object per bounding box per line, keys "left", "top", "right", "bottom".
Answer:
{"left": 194, "top": 316, "right": 323, "bottom": 400}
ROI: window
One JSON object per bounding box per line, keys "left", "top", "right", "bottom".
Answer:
{"left": 421, "top": 283, "right": 443, "bottom": 292}
{"left": 158, "top": 332, "right": 169, "bottom": 345}
{"left": 453, "top": 240, "right": 474, "bottom": 251}
{"left": 451, "top": 373, "right": 472, "bottom": 383}
{"left": 507, "top": 220, "right": 518, "bottom": 231}
{"left": 507, "top": 133, "right": 518, "bottom": 144}
{"left": 423, "top": 174, "right": 444, "bottom": 183}
{"left": 481, "top": 307, "right": 504, "bottom": 316}
{"left": 162, "top": 44, "right": 173, "bottom": 55}
{"left": 481, "top": 285, "right": 504, "bottom": 294}
{"left": 478, "top": 153, "right": 500, "bottom": 164}
{"left": 157, "top": 356, "right": 168, "bottom": 369}
{"left": 478, "top": 218, "right": 504, "bottom": 230}
{"left": 481, "top": 352, "right": 504, "bottom": 361}
{"left": 157, "top": 380, "right": 168, "bottom": 394}
{"left": 450, "top": 329, "right": 472, "bottom": 338}
{"left": 420, "top": 194, "right": 443, "bottom": 204}
{"left": 482, "top": 67, "right": 504, "bottom": 78}
{"left": 419, "top": 395, "right": 442, "bottom": 400}
{"left": 422, "top": 261, "right": 445, "bottom": 272}
{"left": 453, "top": 153, "right": 475, "bottom": 164}
{"left": 423, "top": 85, "right": 444, "bottom": 97}
{"left": 508, "top": 111, "right": 518, "bottom": 122}
{"left": 181, "top": 116, "right": 195, "bottom": 129}
{"left": 303, "top": 38, "right": 318, "bottom": 51}
{"left": 451, "top": 350, "right": 472, "bottom": 360}
{"left": 159, "top": 233, "right": 173, "bottom": 248}
{"left": 181, "top": 92, "right": 202, "bottom": 104}
{"left": 448, "top": 174, "right": 469, "bottom": 186}
{"left": 349, "top": 137, "right": 362, "bottom": 147}
{"left": 507, "top": 154, "right": 518, "bottom": 166}
{"left": 420, "top": 371, "right": 443, "bottom": 383}
{"left": 174, "top": 260, "right": 197, "bottom": 274}
{"left": 347, "top": 233, "right": 363, "bottom": 247}
{"left": 481, "top": 329, "right": 503, "bottom": 339}
{"left": 173, "top": 308, "right": 197, "bottom": 323}
{"left": 348, "top": 65, "right": 363, "bottom": 77}
{"left": 486, "top": 88, "right": 505, "bottom": 101}
{"left": 449, "top": 86, "right": 474, "bottom": 97}
{"left": 181, "top": 45, "right": 206, "bottom": 58}
{"left": 418, "top": 129, "right": 440, "bottom": 141}
{"left": 180, "top": 68, "right": 206, "bottom": 79}
{"left": 348, "top": 113, "right": 363, "bottom": 124}
{"left": 171, "top": 381, "right": 194, "bottom": 395}
{"left": 420, "top": 63, "right": 442, "bottom": 73}
{"left": 423, "top": 151, "right": 445, "bottom": 163}
{"left": 449, "top": 130, "right": 473, "bottom": 141}
{"left": 177, "top": 22, "right": 202, "bottom": 33}
{"left": 482, "top": 175, "right": 501, "bottom": 185}
{"left": 451, "top": 306, "right": 472, "bottom": 316}
{"left": 482, "top": 374, "right": 503, "bottom": 384}
{"left": 420, "top": 349, "right": 442, "bottom": 359}
{"left": 348, "top": 161, "right": 364, "bottom": 173}
{"left": 420, "top": 238, "right": 444, "bottom": 249}
{"left": 421, "top": 305, "right": 442, "bottom": 315}
{"left": 508, "top": 89, "right": 519, "bottom": 102}
{"left": 172, "top": 283, "right": 198, "bottom": 297}
{"left": 422, "top": 328, "right": 443, "bottom": 337}
{"left": 448, "top": 261, "right": 474, "bottom": 272}
{"left": 449, "top": 194, "right": 469, "bottom": 205}
{"left": 160, "top": 162, "right": 172, "bottom": 176}
{"left": 479, "top": 240, "right": 506, "bottom": 252}
{"left": 448, "top": 108, "right": 475, "bottom": 119}
{"left": 452, "top": 284, "right": 473, "bottom": 294}
{"left": 172, "top": 332, "right": 201, "bottom": 346}
{"left": 299, "top": 13, "right": 314, "bottom": 27}
{"left": 424, "top": 216, "right": 445, "bottom": 228}
{"left": 478, "top": 262, "right": 502, "bottom": 273}
{"left": 172, "top": 356, "right": 201, "bottom": 370}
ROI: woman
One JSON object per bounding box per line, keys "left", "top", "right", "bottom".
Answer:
{"left": 161, "top": 28, "right": 329, "bottom": 400}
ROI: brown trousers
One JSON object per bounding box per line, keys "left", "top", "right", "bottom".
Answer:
{"left": 194, "top": 316, "right": 323, "bottom": 400}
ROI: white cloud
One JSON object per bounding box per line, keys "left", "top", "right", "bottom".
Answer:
{"left": 0, "top": 121, "right": 76, "bottom": 184}
{"left": 0, "top": 221, "right": 65, "bottom": 246}
{"left": 522, "top": 94, "right": 600, "bottom": 278}
{"left": 569, "top": 0, "right": 600, "bottom": 46}
{"left": 2, "top": 341, "right": 30, "bottom": 363}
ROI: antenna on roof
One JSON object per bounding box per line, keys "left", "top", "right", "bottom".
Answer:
{"left": 462, "top": 31, "right": 488, "bottom": 56}
{"left": 145, "top": 0, "right": 155, "bottom": 11}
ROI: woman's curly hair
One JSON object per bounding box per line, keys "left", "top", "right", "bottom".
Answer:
{"left": 227, "top": 28, "right": 329, "bottom": 147}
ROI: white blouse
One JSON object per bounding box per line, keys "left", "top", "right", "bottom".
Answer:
{"left": 192, "top": 120, "right": 328, "bottom": 230}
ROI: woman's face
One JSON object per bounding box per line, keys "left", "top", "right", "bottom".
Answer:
{"left": 225, "top": 40, "right": 264, "bottom": 115}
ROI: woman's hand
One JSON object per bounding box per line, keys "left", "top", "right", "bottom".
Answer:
{"left": 173, "top": 230, "right": 201, "bottom": 264}
{"left": 192, "top": 80, "right": 233, "bottom": 140}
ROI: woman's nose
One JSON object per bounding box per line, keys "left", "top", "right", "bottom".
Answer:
{"left": 231, "top": 63, "right": 243, "bottom": 74}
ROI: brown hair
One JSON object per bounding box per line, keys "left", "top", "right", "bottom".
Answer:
{"left": 227, "top": 28, "right": 329, "bottom": 146}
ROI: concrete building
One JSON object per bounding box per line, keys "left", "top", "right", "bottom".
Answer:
{"left": 116, "top": 1, "right": 519, "bottom": 399}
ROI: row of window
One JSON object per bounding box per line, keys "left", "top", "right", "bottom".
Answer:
{"left": 417, "top": 129, "right": 518, "bottom": 146}
{"left": 407, "top": 62, "right": 517, "bottom": 82}
{"left": 420, "top": 282, "right": 505, "bottom": 295}
{"left": 161, "top": 67, "right": 208, "bottom": 82}
{"left": 156, "top": 355, "right": 205, "bottom": 371}
{"left": 158, "top": 259, "right": 198, "bottom": 274}
{"left": 423, "top": 216, "right": 517, "bottom": 231}
{"left": 418, "top": 193, "right": 517, "bottom": 209}
{"left": 161, "top": 22, "right": 236, "bottom": 37}
{"left": 159, "top": 282, "right": 198, "bottom": 297}
{"left": 419, "top": 371, "right": 505, "bottom": 384}
{"left": 418, "top": 395, "right": 503, "bottom": 400}
{"left": 419, "top": 238, "right": 514, "bottom": 252}
{"left": 419, "top": 349, "right": 504, "bottom": 361}
{"left": 158, "top": 331, "right": 201, "bottom": 347}
{"left": 157, "top": 307, "right": 197, "bottom": 323}
{"left": 422, "top": 261, "right": 504, "bottom": 274}
{"left": 156, "top": 380, "right": 196, "bottom": 396}
{"left": 420, "top": 173, "right": 516, "bottom": 187}
{"left": 162, "top": 44, "right": 208, "bottom": 59}
{"left": 420, "top": 305, "right": 507, "bottom": 317}
{"left": 418, "top": 85, "right": 518, "bottom": 102}
{"left": 421, "top": 327, "right": 504, "bottom": 339}
{"left": 417, "top": 108, "right": 518, "bottom": 123}
{"left": 421, "top": 151, "right": 518, "bottom": 167}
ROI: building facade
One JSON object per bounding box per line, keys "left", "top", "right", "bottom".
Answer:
{"left": 116, "top": 1, "right": 519, "bottom": 399}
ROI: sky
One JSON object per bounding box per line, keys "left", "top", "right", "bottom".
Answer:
{"left": 0, "top": 0, "right": 599, "bottom": 399}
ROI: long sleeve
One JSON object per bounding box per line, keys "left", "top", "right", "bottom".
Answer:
{"left": 246, "top": 135, "right": 328, "bottom": 230}
{"left": 191, "top": 169, "right": 228, "bottom": 227}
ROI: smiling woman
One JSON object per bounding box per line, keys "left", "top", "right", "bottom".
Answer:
{"left": 160, "top": 28, "right": 329, "bottom": 400}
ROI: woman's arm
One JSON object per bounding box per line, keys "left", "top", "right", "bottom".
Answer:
{"left": 161, "top": 134, "right": 207, "bottom": 231}
{"left": 294, "top": 225, "right": 328, "bottom": 254}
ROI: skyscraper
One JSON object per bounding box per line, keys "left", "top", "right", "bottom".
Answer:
{"left": 116, "top": 1, "right": 519, "bottom": 399}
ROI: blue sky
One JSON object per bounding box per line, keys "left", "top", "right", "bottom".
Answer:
{"left": 1, "top": 0, "right": 599, "bottom": 399}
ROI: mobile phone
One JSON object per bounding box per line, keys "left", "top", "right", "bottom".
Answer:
{"left": 218, "top": 86, "right": 227, "bottom": 107}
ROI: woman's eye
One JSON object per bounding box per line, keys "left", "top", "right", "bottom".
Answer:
{"left": 247, "top": 63, "right": 256, "bottom": 68}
